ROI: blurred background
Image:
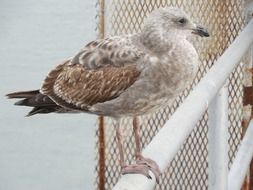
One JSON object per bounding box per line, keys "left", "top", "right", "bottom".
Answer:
{"left": 0, "top": 0, "right": 97, "bottom": 189}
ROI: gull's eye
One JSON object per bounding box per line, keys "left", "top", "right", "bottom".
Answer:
{"left": 178, "top": 18, "right": 187, "bottom": 24}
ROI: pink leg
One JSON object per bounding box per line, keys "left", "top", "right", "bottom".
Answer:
{"left": 114, "top": 118, "right": 152, "bottom": 179}
{"left": 115, "top": 120, "right": 125, "bottom": 168}
{"left": 133, "top": 117, "right": 141, "bottom": 159}
{"left": 121, "top": 117, "right": 161, "bottom": 183}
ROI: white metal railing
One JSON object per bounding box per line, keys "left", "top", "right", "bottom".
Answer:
{"left": 228, "top": 120, "right": 253, "bottom": 190}
{"left": 208, "top": 86, "right": 228, "bottom": 190}
{"left": 113, "top": 18, "right": 253, "bottom": 190}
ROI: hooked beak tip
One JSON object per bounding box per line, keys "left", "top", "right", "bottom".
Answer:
{"left": 192, "top": 25, "right": 210, "bottom": 37}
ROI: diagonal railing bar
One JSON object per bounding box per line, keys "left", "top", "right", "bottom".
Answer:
{"left": 113, "top": 18, "right": 253, "bottom": 190}
{"left": 228, "top": 119, "right": 253, "bottom": 190}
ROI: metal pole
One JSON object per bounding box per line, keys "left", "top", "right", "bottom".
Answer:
{"left": 98, "top": 116, "right": 106, "bottom": 190}
{"left": 208, "top": 86, "right": 228, "bottom": 190}
{"left": 97, "top": 1, "right": 106, "bottom": 189}
{"left": 113, "top": 19, "right": 253, "bottom": 190}
{"left": 228, "top": 120, "right": 253, "bottom": 190}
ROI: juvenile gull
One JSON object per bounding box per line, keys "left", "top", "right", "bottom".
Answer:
{"left": 6, "top": 7, "right": 209, "bottom": 182}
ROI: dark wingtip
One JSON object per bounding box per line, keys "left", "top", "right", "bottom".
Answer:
{"left": 6, "top": 93, "right": 15, "bottom": 99}
{"left": 25, "top": 107, "right": 42, "bottom": 117}
{"left": 25, "top": 112, "right": 34, "bottom": 117}
{"left": 25, "top": 109, "right": 38, "bottom": 117}
{"left": 6, "top": 90, "right": 40, "bottom": 99}
{"left": 25, "top": 107, "right": 49, "bottom": 117}
{"left": 6, "top": 90, "right": 58, "bottom": 116}
{"left": 14, "top": 99, "right": 28, "bottom": 106}
{"left": 6, "top": 92, "right": 22, "bottom": 99}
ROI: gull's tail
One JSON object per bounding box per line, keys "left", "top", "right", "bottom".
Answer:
{"left": 6, "top": 90, "right": 61, "bottom": 116}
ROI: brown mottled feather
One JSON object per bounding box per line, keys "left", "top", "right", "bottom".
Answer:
{"left": 41, "top": 60, "right": 140, "bottom": 111}
{"left": 71, "top": 36, "right": 144, "bottom": 69}
{"left": 41, "top": 35, "right": 144, "bottom": 111}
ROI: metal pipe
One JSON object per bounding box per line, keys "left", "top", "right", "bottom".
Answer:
{"left": 98, "top": 116, "right": 106, "bottom": 190}
{"left": 228, "top": 120, "right": 253, "bottom": 190}
{"left": 113, "top": 19, "right": 253, "bottom": 190}
{"left": 97, "top": 0, "right": 105, "bottom": 38}
{"left": 208, "top": 86, "right": 228, "bottom": 190}
{"left": 97, "top": 1, "right": 106, "bottom": 189}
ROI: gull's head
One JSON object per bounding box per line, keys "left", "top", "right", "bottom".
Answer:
{"left": 144, "top": 7, "right": 209, "bottom": 38}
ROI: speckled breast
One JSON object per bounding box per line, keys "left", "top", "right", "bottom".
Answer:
{"left": 91, "top": 40, "right": 199, "bottom": 117}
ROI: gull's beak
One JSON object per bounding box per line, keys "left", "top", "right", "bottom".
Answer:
{"left": 192, "top": 25, "right": 210, "bottom": 37}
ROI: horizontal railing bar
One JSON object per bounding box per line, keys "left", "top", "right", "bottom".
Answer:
{"left": 113, "top": 18, "right": 253, "bottom": 190}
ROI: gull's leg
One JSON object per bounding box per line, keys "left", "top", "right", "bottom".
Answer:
{"left": 115, "top": 119, "right": 125, "bottom": 168}
{"left": 133, "top": 117, "right": 141, "bottom": 159}
{"left": 121, "top": 117, "right": 161, "bottom": 183}
{"left": 133, "top": 117, "right": 161, "bottom": 182}
{"left": 115, "top": 118, "right": 151, "bottom": 180}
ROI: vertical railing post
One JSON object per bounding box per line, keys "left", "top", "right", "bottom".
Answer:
{"left": 208, "top": 86, "right": 229, "bottom": 190}
{"left": 242, "top": 5, "right": 253, "bottom": 189}
{"left": 97, "top": 1, "right": 106, "bottom": 189}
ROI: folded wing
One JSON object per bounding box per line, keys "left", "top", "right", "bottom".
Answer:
{"left": 41, "top": 36, "right": 144, "bottom": 111}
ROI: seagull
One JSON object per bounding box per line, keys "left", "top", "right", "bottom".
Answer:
{"left": 6, "top": 7, "right": 209, "bottom": 183}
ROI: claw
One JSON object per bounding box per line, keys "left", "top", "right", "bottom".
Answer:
{"left": 121, "top": 156, "right": 161, "bottom": 183}
{"left": 136, "top": 156, "right": 161, "bottom": 183}
{"left": 121, "top": 164, "right": 151, "bottom": 179}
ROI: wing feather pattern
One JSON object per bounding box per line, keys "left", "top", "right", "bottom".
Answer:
{"left": 41, "top": 35, "right": 144, "bottom": 111}
{"left": 41, "top": 60, "right": 140, "bottom": 111}
{"left": 71, "top": 36, "right": 144, "bottom": 69}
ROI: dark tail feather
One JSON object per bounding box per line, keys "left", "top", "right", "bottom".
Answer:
{"left": 6, "top": 90, "right": 61, "bottom": 116}
{"left": 6, "top": 90, "right": 40, "bottom": 99}
{"left": 14, "top": 99, "right": 31, "bottom": 106}
{"left": 26, "top": 107, "right": 58, "bottom": 117}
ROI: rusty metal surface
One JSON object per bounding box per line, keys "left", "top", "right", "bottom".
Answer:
{"left": 97, "top": 116, "right": 106, "bottom": 190}
{"left": 250, "top": 162, "right": 253, "bottom": 189}
{"left": 95, "top": 2, "right": 106, "bottom": 189}
{"left": 95, "top": 0, "right": 247, "bottom": 189}
{"left": 243, "top": 86, "right": 253, "bottom": 106}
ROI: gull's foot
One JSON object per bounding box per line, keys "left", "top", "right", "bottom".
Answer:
{"left": 121, "top": 163, "right": 152, "bottom": 180}
{"left": 121, "top": 156, "right": 161, "bottom": 183}
{"left": 136, "top": 156, "right": 161, "bottom": 183}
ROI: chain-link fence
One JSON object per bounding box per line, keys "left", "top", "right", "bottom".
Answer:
{"left": 95, "top": 0, "right": 247, "bottom": 189}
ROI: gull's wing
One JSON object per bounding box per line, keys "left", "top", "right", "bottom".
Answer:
{"left": 71, "top": 35, "right": 144, "bottom": 69}
{"left": 41, "top": 36, "right": 144, "bottom": 111}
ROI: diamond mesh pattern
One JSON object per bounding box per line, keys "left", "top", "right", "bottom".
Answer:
{"left": 95, "top": 0, "right": 246, "bottom": 189}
